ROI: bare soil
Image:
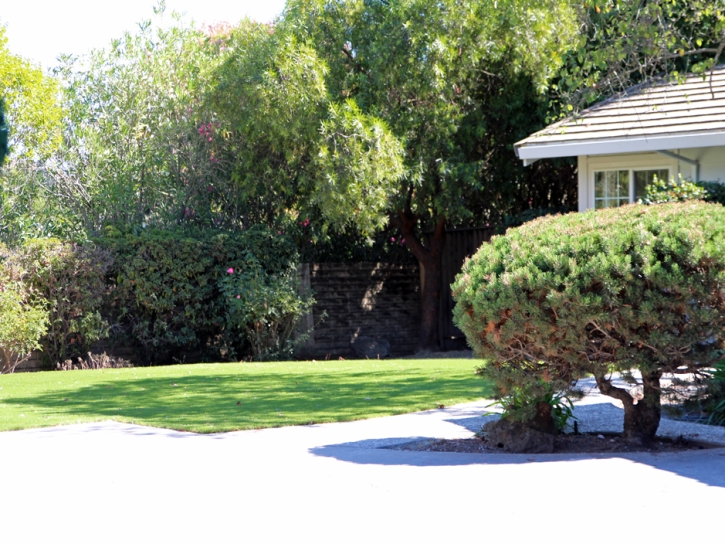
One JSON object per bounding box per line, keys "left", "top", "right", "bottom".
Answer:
{"left": 385, "top": 433, "right": 719, "bottom": 454}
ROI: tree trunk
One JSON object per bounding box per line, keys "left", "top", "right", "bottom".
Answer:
{"left": 395, "top": 211, "right": 445, "bottom": 351}
{"left": 530, "top": 401, "right": 557, "bottom": 435}
{"left": 595, "top": 370, "right": 662, "bottom": 444}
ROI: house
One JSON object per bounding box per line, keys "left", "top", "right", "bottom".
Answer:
{"left": 514, "top": 65, "right": 725, "bottom": 212}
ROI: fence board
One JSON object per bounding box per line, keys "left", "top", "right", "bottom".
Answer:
{"left": 426, "top": 226, "right": 496, "bottom": 350}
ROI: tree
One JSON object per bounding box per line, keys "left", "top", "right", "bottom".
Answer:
{"left": 453, "top": 201, "right": 725, "bottom": 443}
{"left": 0, "top": 26, "right": 63, "bottom": 243}
{"left": 556, "top": 0, "right": 725, "bottom": 111}
{"left": 209, "top": 20, "right": 404, "bottom": 235}
{"left": 0, "top": 26, "right": 62, "bottom": 159}
{"left": 277, "top": 0, "right": 579, "bottom": 348}
{"left": 51, "top": 13, "right": 223, "bottom": 235}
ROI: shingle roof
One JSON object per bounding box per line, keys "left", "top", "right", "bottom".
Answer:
{"left": 515, "top": 65, "right": 725, "bottom": 162}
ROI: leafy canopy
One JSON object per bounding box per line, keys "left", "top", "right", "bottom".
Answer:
{"left": 281, "top": 0, "right": 579, "bottom": 228}
{"left": 209, "top": 19, "right": 404, "bottom": 235}
{"left": 557, "top": 0, "right": 725, "bottom": 111}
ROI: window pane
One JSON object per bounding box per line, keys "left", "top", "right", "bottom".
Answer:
{"left": 595, "top": 172, "right": 605, "bottom": 198}
{"left": 634, "top": 169, "right": 669, "bottom": 200}
{"left": 594, "top": 170, "right": 629, "bottom": 208}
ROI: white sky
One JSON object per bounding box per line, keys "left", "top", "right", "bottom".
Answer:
{"left": 1, "top": 0, "right": 287, "bottom": 70}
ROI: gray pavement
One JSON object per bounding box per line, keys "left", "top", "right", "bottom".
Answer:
{"left": 2, "top": 392, "right": 725, "bottom": 543}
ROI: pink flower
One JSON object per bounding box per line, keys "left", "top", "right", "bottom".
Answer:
{"left": 236, "top": 295, "right": 240, "bottom": 299}
{"left": 227, "top": 268, "right": 234, "bottom": 274}
{"left": 391, "top": 237, "right": 396, "bottom": 242}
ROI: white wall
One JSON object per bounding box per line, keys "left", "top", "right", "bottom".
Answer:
{"left": 577, "top": 146, "right": 725, "bottom": 211}
{"left": 677, "top": 146, "right": 725, "bottom": 183}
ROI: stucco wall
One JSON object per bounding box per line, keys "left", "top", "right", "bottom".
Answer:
{"left": 577, "top": 146, "right": 725, "bottom": 211}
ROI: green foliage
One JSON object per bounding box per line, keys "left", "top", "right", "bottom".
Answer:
{"left": 704, "top": 359, "right": 725, "bottom": 426}
{"left": 52, "top": 15, "right": 222, "bottom": 235}
{"left": 484, "top": 379, "right": 576, "bottom": 432}
{"left": 6, "top": 239, "right": 113, "bottom": 365}
{"left": 453, "top": 202, "right": 725, "bottom": 434}
{"left": 315, "top": 100, "right": 404, "bottom": 234}
{"left": 0, "top": 26, "right": 62, "bottom": 159}
{"left": 210, "top": 21, "right": 404, "bottom": 235}
{"left": 0, "top": 263, "right": 49, "bottom": 373}
{"left": 557, "top": 0, "right": 725, "bottom": 111}
{"left": 283, "top": 0, "right": 579, "bottom": 229}
{"left": 220, "top": 254, "right": 315, "bottom": 361}
{"left": 0, "top": 27, "right": 65, "bottom": 243}
{"left": 101, "top": 226, "right": 300, "bottom": 364}
{"left": 639, "top": 174, "right": 707, "bottom": 204}
{"left": 697, "top": 181, "right": 725, "bottom": 206}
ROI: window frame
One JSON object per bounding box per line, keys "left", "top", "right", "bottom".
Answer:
{"left": 591, "top": 165, "right": 672, "bottom": 209}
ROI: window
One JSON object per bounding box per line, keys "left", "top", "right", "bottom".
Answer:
{"left": 594, "top": 168, "right": 670, "bottom": 209}
{"left": 634, "top": 169, "right": 669, "bottom": 201}
{"left": 594, "top": 170, "right": 629, "bottom": 208}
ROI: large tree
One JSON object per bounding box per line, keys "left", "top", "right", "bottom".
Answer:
{"left": 0, "top": 26, "right": 63, "bottom": 243}
{"left": 276, "top": 0, "right": 579, "bottom": 348}
{"left": 209, "top": 19, "right": 404, "bottom": 236}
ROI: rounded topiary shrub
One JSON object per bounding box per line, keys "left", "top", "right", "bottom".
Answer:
{"left": 453, "top": 201, "right": 725, "bottom": 443}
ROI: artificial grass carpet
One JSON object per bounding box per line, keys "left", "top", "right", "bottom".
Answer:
{"left": 0, "top": 359, "right": 492, "bottom": 433}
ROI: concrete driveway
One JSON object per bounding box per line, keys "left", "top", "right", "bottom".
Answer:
{"left": 2, "top": 393, "right": 725, "bottom": 543}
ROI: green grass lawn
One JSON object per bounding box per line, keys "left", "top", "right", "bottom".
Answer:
{"left": 0, "top": 358, "right": 492, "bottom": 433}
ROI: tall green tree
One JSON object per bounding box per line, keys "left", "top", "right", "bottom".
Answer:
{"left": 210, "top": 19, "right": 404, "bottom": 235}
{"left": 278, "top": 0, "right": 579, "bottom": 348}
{"left": 0, "top": 26, "right": 64, "bottom": 243}
{"left": 52, "top": 14, "right": 223, "bottom": 234}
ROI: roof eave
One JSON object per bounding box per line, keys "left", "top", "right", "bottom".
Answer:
{"left": 515, "top": 131, "right": 725, "bottom": 161}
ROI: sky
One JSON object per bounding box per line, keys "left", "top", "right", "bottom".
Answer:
{"left": 1, "top": 0, "right": 287, "bottom": 70}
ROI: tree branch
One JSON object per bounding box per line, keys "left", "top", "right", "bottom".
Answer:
{"left": 595, "top": 373, "right": 635, "bottom": 408}
{"left": 341, "top": 45, "right": 367, "bottom": 75}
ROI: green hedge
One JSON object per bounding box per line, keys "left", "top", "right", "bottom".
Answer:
{"left": 0, "top": 227, "right": 305, "bottom": 368}
{"left": 698, "top": 181, "right": 725, "bottom": 206}
{"left": 1, "top": 239, "right": 112, "bottom": 367}
{"left": 100, "top": 226, "right": 301, "bottom": 364}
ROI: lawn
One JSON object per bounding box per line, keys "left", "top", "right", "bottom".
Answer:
{"left": 0, "top": 358, "right": 492, "bottom": 433}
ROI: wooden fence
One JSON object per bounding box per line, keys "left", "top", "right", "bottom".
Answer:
{"left": 425, "top": 226, "right": 496, "bottom": 350}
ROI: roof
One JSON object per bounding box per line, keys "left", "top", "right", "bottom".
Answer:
{"left": 515, "top": 65, "right": 725, "bottom": 163}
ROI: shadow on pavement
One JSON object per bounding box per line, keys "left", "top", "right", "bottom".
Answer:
{"left": 310, "top": 437, "right": 725, "bottom": 489}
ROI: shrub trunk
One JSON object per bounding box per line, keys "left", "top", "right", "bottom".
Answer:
{"left": 595, "top": 371, "right": 661, "bottom": 444}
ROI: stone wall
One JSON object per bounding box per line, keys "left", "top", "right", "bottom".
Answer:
{"left": 297, "top": 262, "right": 421, "bottom": 359}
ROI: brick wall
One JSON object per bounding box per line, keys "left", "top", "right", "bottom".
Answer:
{"left": 297, "top": 262, "right": 421, "bottom": 359}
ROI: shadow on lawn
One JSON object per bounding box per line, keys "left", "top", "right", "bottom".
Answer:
{"left": 2, "top": 368, "right": 490, "bottom": 432}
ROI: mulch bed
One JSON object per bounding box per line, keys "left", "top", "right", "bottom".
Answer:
{"left": 385, "top": 433, "right": 720, "bottom": 454}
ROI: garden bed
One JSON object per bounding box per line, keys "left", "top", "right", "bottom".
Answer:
{"left": 385, "top": 433, "right": 721, "bottom": 454}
